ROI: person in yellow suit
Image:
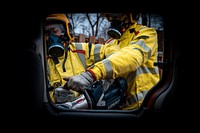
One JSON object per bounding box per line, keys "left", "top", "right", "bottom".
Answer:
{"left": 45, "top": 13, "right": 119, "bottom": 104}
{"left": 65, "top": 13, "right": 160, "bottom": 110}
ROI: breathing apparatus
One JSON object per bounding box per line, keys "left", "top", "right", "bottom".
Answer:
{"left": 45, "top": 14, "right": 74, "bottom": 58}
{"left": 105, "top": 13, "right": 139, "bottom": 39}
{"left": 47, "top": 32, "right": 68, "bottom": 57}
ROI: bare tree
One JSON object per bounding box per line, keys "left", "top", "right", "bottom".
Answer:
{"left": 140, "top": 13, "right": 164, "bottom": 31}
{"left": 67, "top": 13, "right": 87, "bottom": 34}
{"left": 85, "top": 13, "right": 100, "bottom": 37}
{"left": 67, "top": 13, "right": 163, "bottom": 42}
{"left": 68, "top": 13, "right": 110, "bottom": 41}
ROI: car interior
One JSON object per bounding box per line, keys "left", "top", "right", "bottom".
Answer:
{"left": 16, "top": 0, "right": 195, "bottom": 131}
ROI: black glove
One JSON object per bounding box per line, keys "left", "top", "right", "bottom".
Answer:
{"left": 65, "top": 71, "right": 94, "bottom": 93}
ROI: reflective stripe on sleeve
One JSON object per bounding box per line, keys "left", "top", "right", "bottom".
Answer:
{"left": 75, "top": 44, "right": 86, "bottom": 69}
{"left": 94, "top": 44, "right": 102, "bottom": 63}
{"left": 131, "top": 40, "right": 151, "bottom": 59}
{"left": 127, "top": 66, "right": 159, "bottom": 82}
{"left": 101, "top": 59, "right": 113, "bottom": 79}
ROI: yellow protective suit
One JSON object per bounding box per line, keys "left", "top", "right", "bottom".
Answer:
{"left": 47, "top": 41, "right": 120, "bottom": 103}
{"left": 87, "top": 22, "right": 160, "bottom": 110}
{"left": 46, "top": 13, "right": 120, "bottom": 103}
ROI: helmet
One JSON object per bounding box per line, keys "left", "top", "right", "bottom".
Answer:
{"left": 102, "top": 13, "right": 140, "bottom": 39}
{"left": 45, "top": 14, "right": 74, "bottom": 57}
{"left": 45, "top": 13, "right": 74, "bottom": 41}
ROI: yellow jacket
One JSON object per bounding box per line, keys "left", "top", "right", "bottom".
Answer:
{"left": 48, "top": 42, "right": 120, "bottom": 103}
{"left": 46, "top": 13, "right": 120, "bottom": 103}
{"left": 88, "top": 23, "right": 160, "bottom": 110}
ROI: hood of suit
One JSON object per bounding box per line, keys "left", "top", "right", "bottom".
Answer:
{"left": 46, "top": 13, "right": 74, "bottom": 41}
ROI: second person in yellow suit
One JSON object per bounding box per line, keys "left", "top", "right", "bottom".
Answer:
{"left": 65, "top": 13, "right": 160, "bottom": 110}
